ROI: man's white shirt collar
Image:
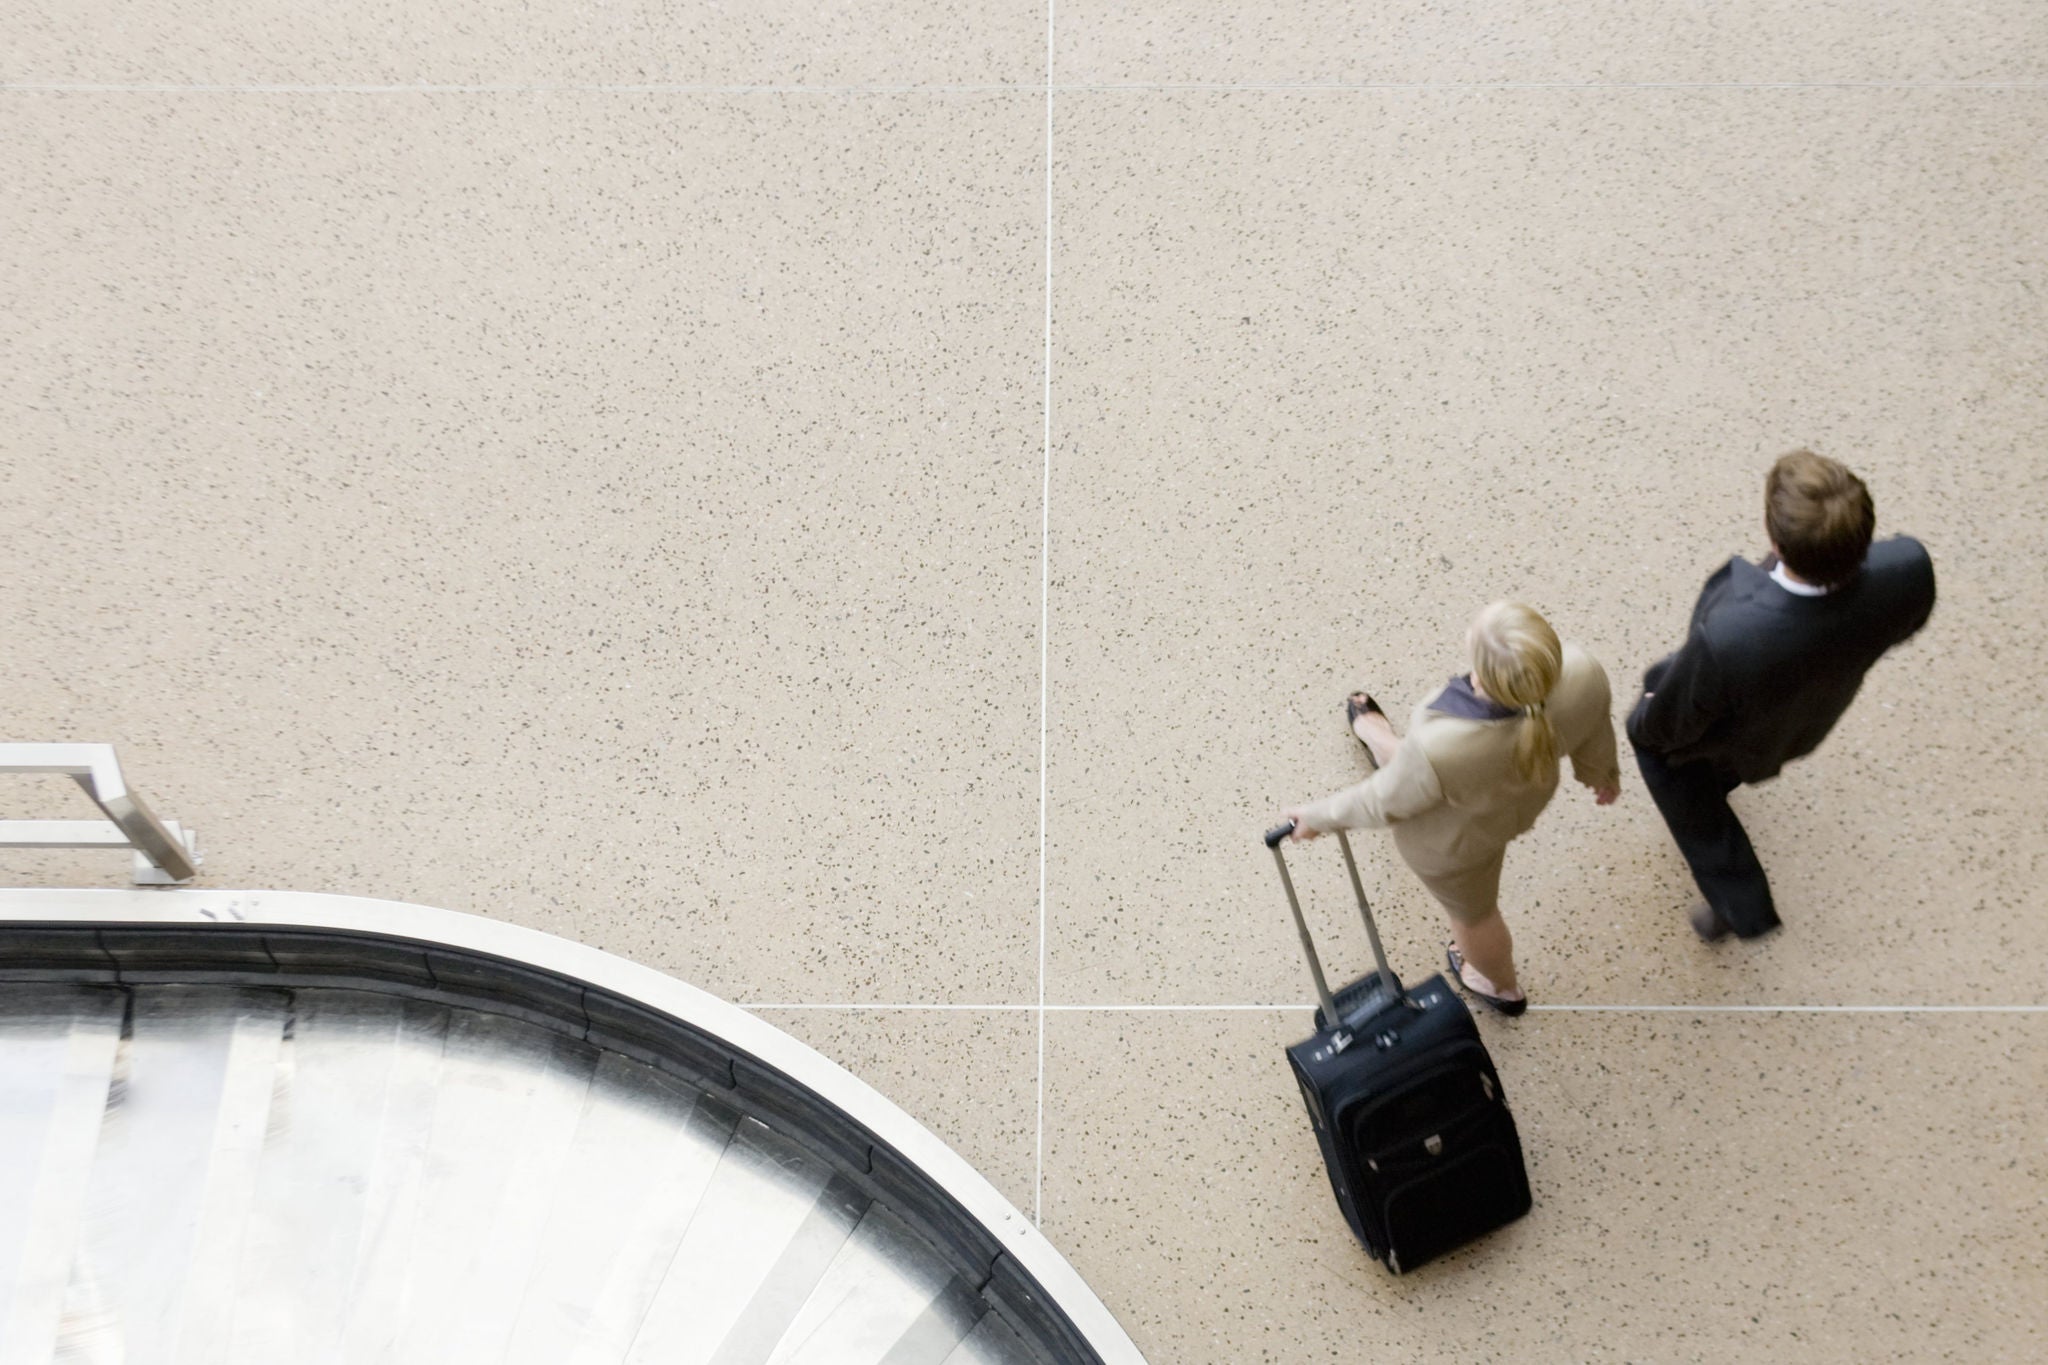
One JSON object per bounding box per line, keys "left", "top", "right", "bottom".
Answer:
{"left": 1770, "top": 562, "right": 1829, "bottom": 597}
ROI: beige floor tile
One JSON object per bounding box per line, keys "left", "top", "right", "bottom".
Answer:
{"left": 1044, "top": 90, "right": 2048, "bottom": 1006}
{"left": 1043, "top": 1008, "right": 2047, "bottom": 1363}
{"left": 1055, "top": 1, "right": 2048, "bottom": 86}
{"left": 750, "top": 1007, "right": 1038, "bottom": 1215}
{"left": 2, "top": 1, "right": 1045, "bottom": 87}
{"left": 0, "top": 91, "right": 1047, "bottom": 1004}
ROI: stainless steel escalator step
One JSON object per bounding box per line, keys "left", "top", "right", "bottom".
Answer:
{"left": 0, "top": 987, "right": 124, "bottom": 1364}
{"left": 939, "top": 1311, "right": 1040, "bottom": 1365}
{"left": 222, "top": 989, "right": 428, "bottom": 1365}
{"left": 335, "top": 996, "right": 452, "bottom": 1362}
{"left": 763, "top": 1205, "right": 983, "bottom": 1365}
{"left": 409, "top": 1026, "right": 603, "bottom": 1364}
{"left": 702, "top": 1170, "right": 871, "bottom": 1365}
{"left": 384, "top": 1009, "right": 599, "bottom": 1363}
{"left": 504, "top": 1055, "right": 740, "bottom": 1365}
{"left": 156, "top": 988, "right": 294, "bottom": 1364}
{"left": 58, "top": 986, "right": 289, "bottom": 1365}
{"left": 625, "top": 1118, "right": 866, "bottom": 1365}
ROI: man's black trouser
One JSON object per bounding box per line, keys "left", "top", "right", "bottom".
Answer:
{"left": 1632, "top": 746, "right": 1782, "bottom": 937}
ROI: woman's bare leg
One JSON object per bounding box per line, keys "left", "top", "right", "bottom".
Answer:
{"left": 1450, "top": 912, "right": 1521, "bottom": 998}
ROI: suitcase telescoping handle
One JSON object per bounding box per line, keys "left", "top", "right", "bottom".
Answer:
{"left": 1263, "top": 822, "right": 1401, "bottom": 1034}
{"left": 1263, "top": 821, "right": 1343, "bottom": 1031}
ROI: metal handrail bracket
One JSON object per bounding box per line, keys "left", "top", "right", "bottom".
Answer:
{"left": 0, "top": 743, "right": 200, "bottom": 883}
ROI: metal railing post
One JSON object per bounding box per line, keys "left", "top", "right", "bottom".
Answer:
{"left": 0, "top": 743, "right": 200, "bottom": 883}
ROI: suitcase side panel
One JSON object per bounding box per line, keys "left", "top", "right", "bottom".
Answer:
{"left": 1288, "top": 974, "right": 1479, "bottom": 1260}
{"left": 1287, "top": 1050, "right": 1378, "bottom": 1256}
{"left": 1289, "top": 977, "right": 1530, "bottom": 1274}
{"left": 1331, "top": 1052, "right": 1532, "bottom": 1274}
{"left": 1377, "top": 1116, "right": 1531, "bottom": 1273}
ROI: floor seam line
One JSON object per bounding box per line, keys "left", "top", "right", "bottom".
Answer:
{"left": 738, "top": 1002, "right": 2048, "bottom": 1013}
{"left": 1033, "top": 0, "right": 1055, "bottom": 1232}
{"left": 7, "top": 81, "right": 2047, "bottom": 94}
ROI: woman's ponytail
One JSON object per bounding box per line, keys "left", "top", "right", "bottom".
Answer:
{"left": 1513, "top": 700, "right": 1559, "bottom": 785}
{"left": 1469, "top": 603, "right": 1564, "bottom": 784}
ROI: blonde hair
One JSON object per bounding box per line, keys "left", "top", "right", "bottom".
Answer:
{"left": 1468, "top": 601, "right": 1562, "bottom": 783}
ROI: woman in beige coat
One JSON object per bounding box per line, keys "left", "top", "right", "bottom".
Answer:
{"left": 1283, "top": 602, "right": 1620, "bottom": 1015}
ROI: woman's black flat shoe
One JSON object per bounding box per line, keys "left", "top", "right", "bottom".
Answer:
{"left": 1446, "top": 944, "right": 1528, "bottom": 1018}
{"left": 1344, "top": 691, "right": 1386, "bottom": 767}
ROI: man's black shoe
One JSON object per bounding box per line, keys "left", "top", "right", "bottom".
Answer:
{"left": 1689, "top": 900, "right": 1733, "bottom": 943}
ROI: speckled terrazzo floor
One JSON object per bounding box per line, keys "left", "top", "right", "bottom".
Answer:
{"left": 4, "top": 5, "right": 2045, "bottom": 1362}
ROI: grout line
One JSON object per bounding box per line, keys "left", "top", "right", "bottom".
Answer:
{"left": 0, "top": 82, "right": 1026, "bottom": 94}
{"left": 6, "top": 81, "right": 2047, "bottom": 94}
{"left": 1058, "top": 80, "right": 2048, "bottom": 91}
{"left": 1530, "top": 1003, "right": 2048, "bottom": 1014}
{"left": 740, "top": 1001, "right": 2048, "bottom": 1013}
{"left": 1033, "top": 0, "right": 1056, "bottom": 1232}
{"left": 746, "top": 1003, "right": 1042, "bottom": 1011}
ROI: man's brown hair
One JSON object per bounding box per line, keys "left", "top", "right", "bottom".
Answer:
{"left": 1765, "top": 449, "right": 1874, "bottom": 587}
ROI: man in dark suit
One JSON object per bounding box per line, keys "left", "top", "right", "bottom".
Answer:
{"left": 1629, "top": 450, "right": 1936, "bottom": 940}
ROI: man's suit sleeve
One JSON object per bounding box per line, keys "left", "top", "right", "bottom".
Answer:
{"left": 1892, "top": 541, "right": 1937, "bottom": 646}
{"left": 1626, "top": 633, "right": 1726, "bottom": 755}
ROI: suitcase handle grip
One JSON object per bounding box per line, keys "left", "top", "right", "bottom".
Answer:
{"left": 1263, "top": 820, "right": 1296, "bottom": 848}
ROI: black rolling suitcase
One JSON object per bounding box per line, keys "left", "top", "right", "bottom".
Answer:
{"left": 1263, "top": 821, "right": 1532, "bottom": 1273}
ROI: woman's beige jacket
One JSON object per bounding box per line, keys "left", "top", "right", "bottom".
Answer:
{"left": 1298, "top": 643, "right": 1620, "bottom": 879}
